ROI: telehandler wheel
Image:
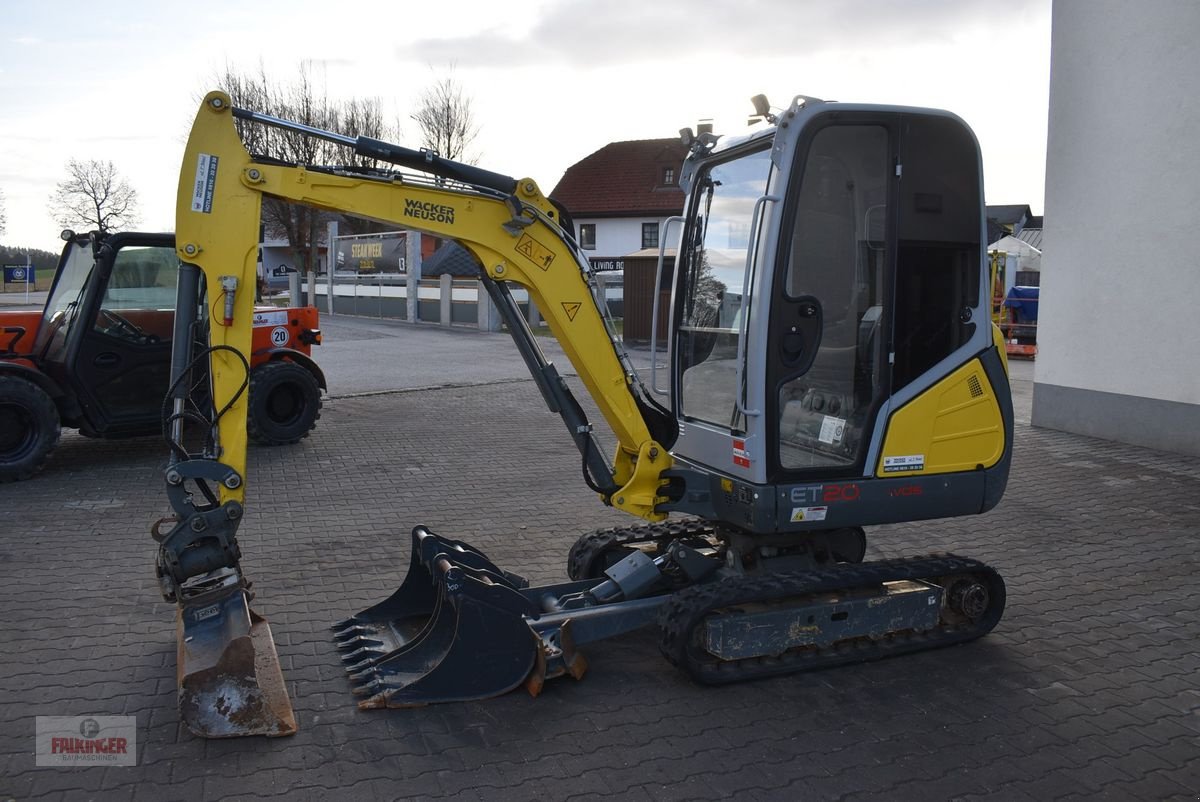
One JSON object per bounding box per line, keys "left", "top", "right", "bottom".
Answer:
{"left": 247, "top": 360, "right": 322, "bottom": 446}
{"left": 0, "top": 376, "right": 61, "bottom": 482}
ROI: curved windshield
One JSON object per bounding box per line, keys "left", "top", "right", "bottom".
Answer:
{"left": 34, "top": 242, "right": 94, "bottom": 356}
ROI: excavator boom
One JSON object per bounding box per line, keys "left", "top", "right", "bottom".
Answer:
{"left": 159, "top": 92, "right": 677, "bottom": 735}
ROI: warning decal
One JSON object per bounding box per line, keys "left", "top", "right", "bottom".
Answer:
{"left": 733, "top": 438, "right": 751, "bottom": 469}
{"left": 790, "top": 506, "right": 828, "bottom": 523}
{"left": 515, "top": 233, "right": 555, "bottom": 270}
{"left": 562, "top": 302, "right": 582, "bottom": 321}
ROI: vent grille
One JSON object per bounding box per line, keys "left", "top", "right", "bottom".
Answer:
{"left": 968, "top": 375, "right": 984, "bottom": 398}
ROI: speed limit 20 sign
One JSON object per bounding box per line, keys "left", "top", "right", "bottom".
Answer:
{"left": 270, "top": 326, "right": 290, "bottom": 346}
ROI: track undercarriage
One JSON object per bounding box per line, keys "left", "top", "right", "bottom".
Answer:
{"left": 332, "top": 522, "right": 1005, "bottom": 707}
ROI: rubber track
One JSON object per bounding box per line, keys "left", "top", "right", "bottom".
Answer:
{"left": 658, "top": 553, "right": 1005, "bottom": 685}
{"left": 567, "top": 519, "right": 715, "bottom": 580}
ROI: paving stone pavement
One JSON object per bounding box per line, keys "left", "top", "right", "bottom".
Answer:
{"left": 0, "top": 354, "right": 1198, "bottom": 800}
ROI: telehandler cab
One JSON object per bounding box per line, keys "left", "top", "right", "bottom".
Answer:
{"left": 0, "top": 230, "right": 325, "bottom": 482}
{"left": 157, "top": 91, "right": 1012, "bottom": 737}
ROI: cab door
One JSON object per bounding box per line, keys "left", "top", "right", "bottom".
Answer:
{"left": 67, "top": 234, "right": 179, "bottom": 436}
{"left": 766, "top": 120, "right": 894, "bottom": 479}
{"left": 765, "top": 110, "right": 989, "bottom": 484}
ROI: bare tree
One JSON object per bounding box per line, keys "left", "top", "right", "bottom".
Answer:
{"left": 0, "top": 187, "right": 6, "bottom": 238}
{"left": 410, "top": 70, "right": 480, "bottom": 164}
{"left": 48, "top": 160, "right": 140, "bottom": 233}
{"left": 214, "top": 62, "right": 396, "bottom": 275}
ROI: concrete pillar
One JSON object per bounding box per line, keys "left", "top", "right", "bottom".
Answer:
{"left": 288, "top": 271, "right": 301, "bottom": 306}
{"left": 477, "top": 280, "right": 502, "bottom": 332}
{"left": 405, "top": 232, "right": 422, "bottom": 323}
{"left": 326, "top": 220, "right": 337, "bottom": 316}
{"left": 593, "top": 272, "right": 608, "bottom": 316}
{"left": 439, "top": 273, "right": 452, "bottom": 326}
{"left": 306, "top": 270, "right": 316, "bottom": 307}
{"left": 528, "top": 299, "right": 541, "bottom": 328}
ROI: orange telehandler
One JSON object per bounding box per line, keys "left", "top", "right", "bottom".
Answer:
{"left": 0, "top": 230, "right": 324, "bottom": 482}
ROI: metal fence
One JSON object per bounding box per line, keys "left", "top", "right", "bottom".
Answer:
{"left": 298, "top": 272, "right": 623, "bottom": 331}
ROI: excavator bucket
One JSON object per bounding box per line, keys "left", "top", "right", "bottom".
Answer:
{"left": 332, "top": 527, "right": 541, "bottom": 708}
{"left": 177, "top": 584, "right": 297, "bottom": 738}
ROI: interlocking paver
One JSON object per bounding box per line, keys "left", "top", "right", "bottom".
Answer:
{"left": 1, "top": 322, "right": 1198, "bottom": 799}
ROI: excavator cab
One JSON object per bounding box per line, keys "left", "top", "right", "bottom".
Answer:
{"left": 663, "top": 101, "right": 1010, "bottom": 535}
{"left": 163, "top": 92, "right": 1010, "bottom": 736}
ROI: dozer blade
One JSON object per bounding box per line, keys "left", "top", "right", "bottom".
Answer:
{"left": 177, "top": 581, "right": 297, "bottom": 738}
{"left": 334, "top": 526, "right": 540, "bottom": 708}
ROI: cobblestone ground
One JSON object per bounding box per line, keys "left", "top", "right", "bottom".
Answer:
{"left": 0, "top": 372, "right": 1197, "bottom": 800}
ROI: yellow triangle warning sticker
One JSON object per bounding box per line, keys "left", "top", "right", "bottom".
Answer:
{"left": 562, "top": 302, "right": 582, "bottom": 321}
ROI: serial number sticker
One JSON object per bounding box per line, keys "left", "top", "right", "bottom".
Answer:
{"left": 191, "top": 153, "right": 219, "bottom": 213}
{"left": 883, "top": 454, "right": 926, "bottom": 473}
{"left": 790, "top": 506, "right": 828, "bottom": 522}
{"left": 194, "top": 604, "right": 220, "bottom": 621}
{"left": 819, "top": 415, "right": 846, "bottom": 445}
{"left": 252, "top": 310, "right": 288, "bottom": 327}
{"left": 515, "top": 233, "right": 555, "bottom": 270}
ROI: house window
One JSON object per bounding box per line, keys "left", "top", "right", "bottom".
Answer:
{"left": 663, "top": 166, "right": 676, "bottom": 186}
{"left": 642, "top": 222, "right": 659, "bottom": 249}
{"left": 579, "top": 224, "right": 596, "bottom": 250}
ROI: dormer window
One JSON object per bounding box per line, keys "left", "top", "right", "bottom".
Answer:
{"left": 662, "top": 167, "right": 676, "bottom": 186}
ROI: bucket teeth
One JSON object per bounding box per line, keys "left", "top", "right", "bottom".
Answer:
{"left": 336, "top": 635, "right": 383, "bottom": 652}
{"left": 352, "top": 678, "right": 383, "bottom": 696}
{"left": 331, "top": 618, "right": 359, "bottom": 633}
{"left": 333, "top": 625, "right": 369, "bottom": 641}
{"left": 357, "top": 693, "right": 389, "bottom": 710}
{"left": 347, "top": 668, "right": 377, "bottom": 684}
{"left": 344, "top": 658, "right": 376, "bottom": 674}
{"left": 341, "top": 646, "right": 383, "bottom": 664}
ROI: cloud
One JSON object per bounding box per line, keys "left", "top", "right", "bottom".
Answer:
{"left": 402, "top": 0, "right": 1046, "bottom": 67}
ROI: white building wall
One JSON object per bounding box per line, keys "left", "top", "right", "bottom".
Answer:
{"left": 1033, "top": 0, "right": 1200, "bottom": 454}
{"left": 576, "top": 216, "right": 677, "bottom": 260}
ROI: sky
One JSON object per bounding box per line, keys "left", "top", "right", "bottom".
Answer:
{"left": 0, "top": 0, "right": 1051, "bottom": 254}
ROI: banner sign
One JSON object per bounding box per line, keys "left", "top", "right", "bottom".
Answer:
{"left": 3, "top": 265, "right": 33, "bottom": 283}
{"left": 334, "top": 233, "right": 407, "bottom": 274}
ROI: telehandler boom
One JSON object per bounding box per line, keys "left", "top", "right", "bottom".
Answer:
{"left": 157, "top": 91, "right": 1012, "bottom": 737}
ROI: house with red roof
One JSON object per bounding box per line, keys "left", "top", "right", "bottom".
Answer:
{"left": 550, "top": 138, "right": 690, "bottom": 271}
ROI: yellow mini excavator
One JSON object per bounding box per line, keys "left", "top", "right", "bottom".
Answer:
{"left": 155, "top": 91, "right": 1012, "bottom": 737}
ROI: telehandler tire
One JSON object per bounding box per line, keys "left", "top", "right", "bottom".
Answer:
{"left": 0, "top": 375, "right": 61, "bottom": 482}
{"left": 246, "top": 360, "right": 321, "bottom": 446}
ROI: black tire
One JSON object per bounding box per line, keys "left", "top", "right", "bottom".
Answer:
{"left": 246, "top": 361, "right": 321, "bottom": 446}
{"left": 0, "top": 375, "right": 61, "bottom": 482}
